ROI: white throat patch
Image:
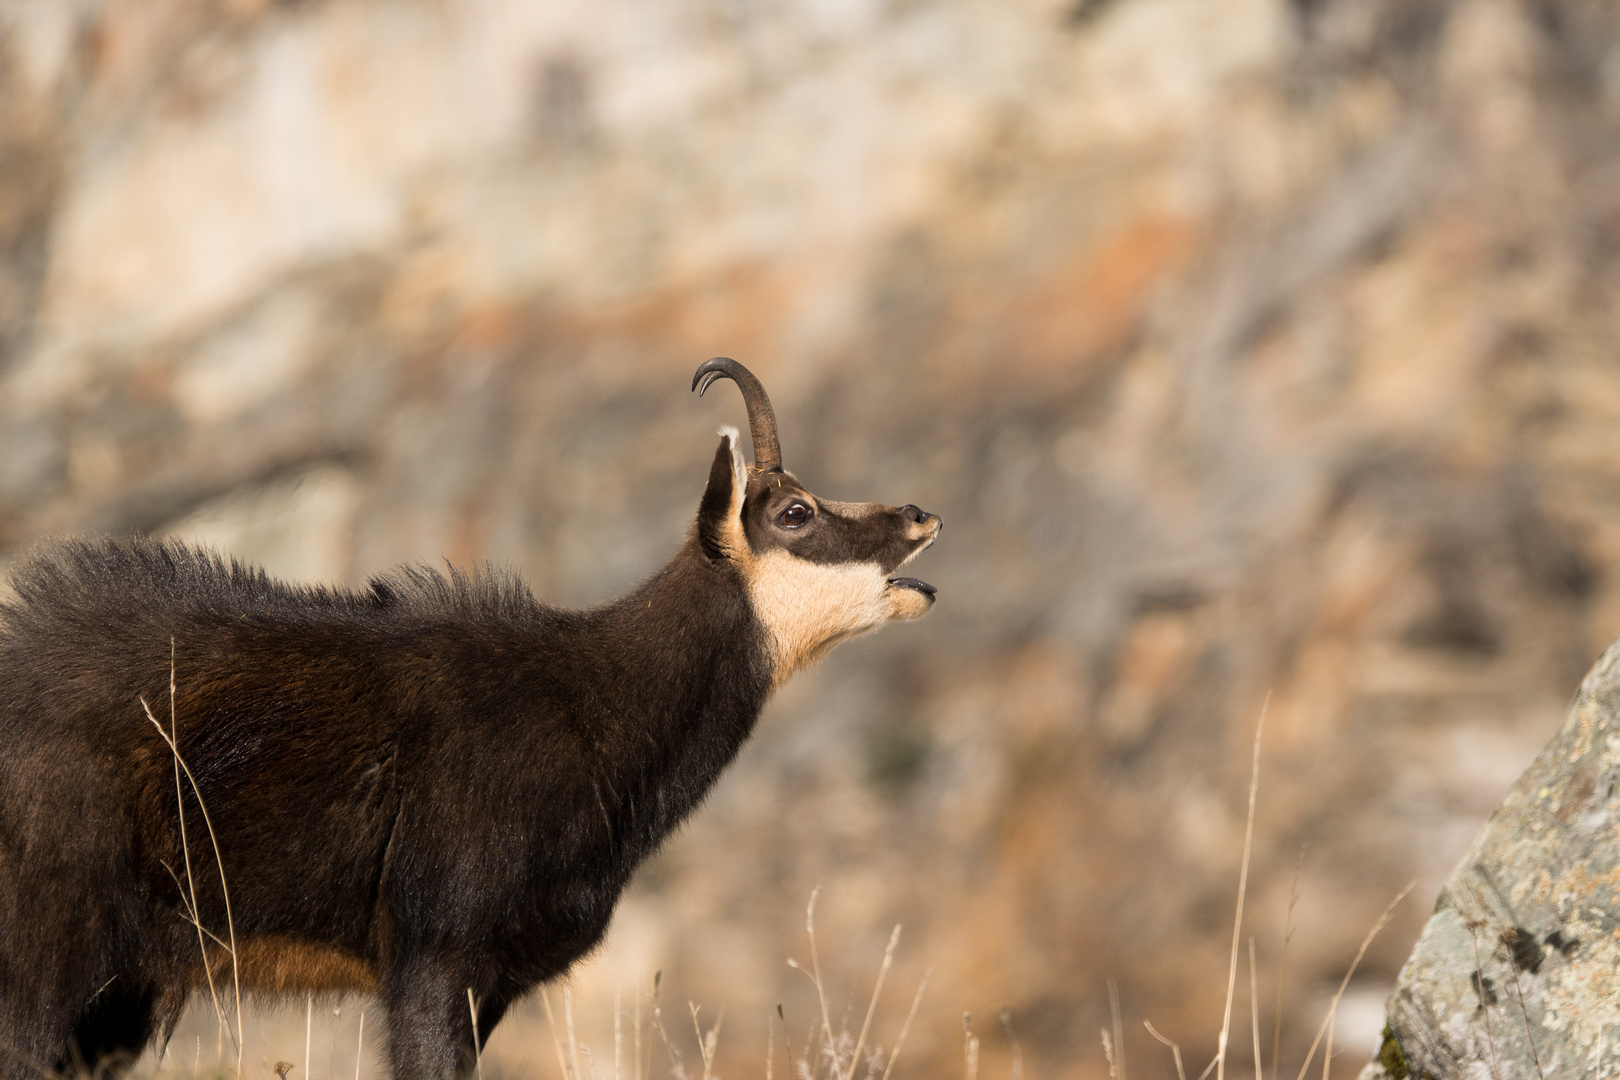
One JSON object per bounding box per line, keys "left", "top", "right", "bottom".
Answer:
{"left": 745, "top": 551, "right": 894, "bottom": 685}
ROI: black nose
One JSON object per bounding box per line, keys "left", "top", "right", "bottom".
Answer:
{"left": 900, "top": 504, "right": 929, "bottom": 523}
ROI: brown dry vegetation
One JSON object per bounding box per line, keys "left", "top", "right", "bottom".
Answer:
{"left": 7, "top": 0, "right": 1620, "bottom": 1077}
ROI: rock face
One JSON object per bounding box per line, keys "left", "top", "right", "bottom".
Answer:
{"left": 1364, "top": 639, "right": 1620, "bottom": 1080}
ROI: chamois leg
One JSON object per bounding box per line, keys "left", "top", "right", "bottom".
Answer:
{"left": 0, "top": 930, "right": 116, "bottom": 1080}
{"left": 473, "top": 991, "right": 514, "bottom": 1051}
{"left": 0, "top": 1004, "right": 59, "bottom": 1080}
{"left": 64, "top": 980, "right": 156, "bottom": 1077}
{"left": 0, "top": 978, "right": 81, "bottom": 1080}
{"left": 0, "top": 1038, "right": 51, "bottom": 1080}
{"left": 381, "top": 960, "right": 485, "bottom": 1080}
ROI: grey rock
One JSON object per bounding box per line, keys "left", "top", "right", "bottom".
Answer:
{"left": 1362, "top": 641, "right": 1620, "bottom": 1080}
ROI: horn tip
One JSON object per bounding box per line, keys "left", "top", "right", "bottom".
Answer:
{"left": 692, "top": 357, "right": 742, "bottom": 395}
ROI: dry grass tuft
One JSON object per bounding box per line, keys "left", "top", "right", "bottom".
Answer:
{"left": 1126, "top": 699, "right": 1414, "bottom": 1080}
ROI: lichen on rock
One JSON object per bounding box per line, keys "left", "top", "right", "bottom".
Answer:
{"left": 1360, "top": 639, "right": 1620, "bottom": 1079}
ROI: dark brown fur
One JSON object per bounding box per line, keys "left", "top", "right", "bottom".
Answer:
{"left": 0, "top": 435, "right": 780, "bottom": 1080}
{"left": 0, "top": 364, "right": 941, "bottom": 1080}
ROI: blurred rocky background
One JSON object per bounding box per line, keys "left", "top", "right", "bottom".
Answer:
{"left": 4, "top": 0, "right": 1620, "bottom": 1076}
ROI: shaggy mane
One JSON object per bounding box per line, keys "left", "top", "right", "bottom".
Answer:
{"left": 0, "top": 536, "right": 545, "bottom": 633}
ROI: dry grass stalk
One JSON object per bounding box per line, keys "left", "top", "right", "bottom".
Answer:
{"left": 876, "top": 969, "right": 930, "bottom": 1080}
{"left": 802, "top": 888, "right": 837, "bottom": 1060}
{"left": 688, "top": 1003, "right": 721, "bottom": 1080}
{"left": 141, "top": 703, "right": 227, "bottom": 1055}
{"left": 647, "top": 974, "right": 685, "bottom": 1079}
{"left": 1321, "top": 1004, "right": 1333, "bottom": 1080}
{"left": 353, "top": 1011, "right": 364, "bottom": 1080}
{"left": 1109, "top": 980, "right": 1126, "bottom": 1080}
{"left": 1291, "top": 882, "right": 1415, "bottom": 1080}
{"left": 790, "top": 893, "right": 863, "bottom": 1077}
{"left": 467, "top": 991, "right": 484, "bottom": 1080}
{"left": 141, "top": 638, "right": 243, "bottom": 1076}
{"left": 963, "top": 1012, "right": 979, "bottom": 1080}
{"left": 775, "top": 1004, "right": 792, "bottom": 1080}
{"left": 1219, "top": 697, "right": 1268, "bottom": 1080}
{"left": 306, "top": 995, "right": 313, "bottom": 1080}
{"left": 1000, "top": 1008, "right": 1024, "bottom": 1080}
{"left": 844, "top": 924, "right": 900, "bottom": 1080}
{"left": 1248, "top": 938, "right": 1262, "bottom": 1080}
{"left": 508, "top": 895, "right": 917, "bottom": 1080}
{"left": 1144, "top": 1021, "right": 1186, "bottom": 1080}
{"left": 541, "top": 987, "right": 577, "bottom": 1080}
{"left": 635, "top": 984, "right": 645, "bottom": 1080}
{"left": 329, "top": 1005, "right": 342, "bottom": 1080}
{"left": 565, "top": 984, "right": 586, "bottom": 1080}
{"left": 1101, "top": 1028, "right": 1118, "bottom": 1080}
{"left": 1271, "top": 849, "right": 1304, "bottom": 1080}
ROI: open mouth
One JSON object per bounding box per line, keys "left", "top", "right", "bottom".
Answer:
{"left": 887, "top": 576, "right": 937, "bottom": 598}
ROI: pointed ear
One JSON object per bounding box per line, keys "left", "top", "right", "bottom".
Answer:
{"left": 697, "top": 426, "right": 748, "bottom": 561}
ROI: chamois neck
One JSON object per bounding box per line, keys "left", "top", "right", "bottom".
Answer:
{"left": 554, "top": 541, "right": 772, "bottom": 854}
{"left": 583, "top": 540, "right": 772, "bottom": 755}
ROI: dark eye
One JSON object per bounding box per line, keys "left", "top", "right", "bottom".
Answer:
{"left": 777, "top": 503, "right": 811, "bottom": 528}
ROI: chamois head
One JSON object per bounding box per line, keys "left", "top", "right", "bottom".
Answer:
{"left": 692, "top": 357, "right": 941, "bottom": 682}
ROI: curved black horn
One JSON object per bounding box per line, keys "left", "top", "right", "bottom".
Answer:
{"left": 691, "top": 357, "right": 782, "bottom": 473}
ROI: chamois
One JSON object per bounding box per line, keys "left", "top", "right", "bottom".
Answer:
{"left": 0, "top": 358, "right": 940, "bottom": 1080}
